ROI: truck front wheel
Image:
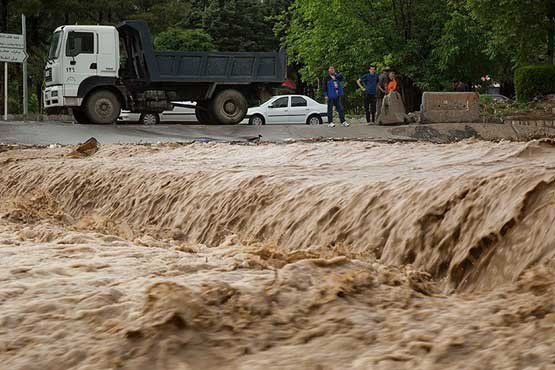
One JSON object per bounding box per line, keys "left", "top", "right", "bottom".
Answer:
{"left": 85, "top": 90, "right": 121, "bottom": 124}
{"left": 211, "top": 89, "right": 248, "bottom": 125}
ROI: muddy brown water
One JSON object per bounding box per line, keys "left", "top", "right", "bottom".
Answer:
{"left": 1, "top": 139, "right": 555, "bottom": 369}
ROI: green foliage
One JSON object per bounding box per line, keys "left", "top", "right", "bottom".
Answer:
{"left": 129, "top": 1, "right": 193, "bottom": 33}
{"left": 468, "top": 0, "right": 555, "bottom": 66}
{"left": 283, "top": 0, "right": 457, "bottom": 101}
{"left": 203, "top": 0, "right": 277, "bottom": 51}
{"left": 515, "top": 65, "right": 555, "bottom": 101}
{"left": 154, "top": 28, "right": 215, "bottom": 52}
{"left": 431, "top": 7, "right": 491, "bottom": 85}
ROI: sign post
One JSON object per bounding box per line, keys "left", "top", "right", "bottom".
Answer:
{"left": 3, "top": 62, "right": 6, "bottom": 121}
{"left": 0, "top": 22, "right": 29, "bottom": 121}
{"left": 22, "top": 15, "right": 28, "bottom": 115}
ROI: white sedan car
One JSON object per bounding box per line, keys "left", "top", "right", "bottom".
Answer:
{"left": 244, "top": 95, "right": 328, "bottom": 125}
{"left": 118, "top": 102, "right": 197, "bottom": 125}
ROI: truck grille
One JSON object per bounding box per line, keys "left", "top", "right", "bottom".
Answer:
{"left": 45, "top": 68, "right": 52, "bottom": 82}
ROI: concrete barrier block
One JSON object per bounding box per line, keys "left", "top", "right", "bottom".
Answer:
{"left": 421, "top": 92, "right": 480, "bottom": 123}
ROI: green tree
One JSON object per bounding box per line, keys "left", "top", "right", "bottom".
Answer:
{"left": 282, "top": 0, "right": 453, "bottom": 110}
{"left": 203, "top": 0, "right": 276, "bottom": 51}
{"left": 129, "top": 0, "right": 194, "bottom": 33}
{"left": 468, "top": 0, "right": 555, "bottom": 66}
{"left": 431, "top": 5, "right": 491, "bottom": 87}
{"left": 154, "top": 28, "right": 216, "bottom": 51}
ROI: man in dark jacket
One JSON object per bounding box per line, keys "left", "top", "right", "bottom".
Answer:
{"left": 323, "top": 66, "right": 349, "bottom": 127}
{"left": 357, "top": 65, "right": 379, "bottom": 124}
{"left": 377, "top": 66, "right": 391, "bottom": 118}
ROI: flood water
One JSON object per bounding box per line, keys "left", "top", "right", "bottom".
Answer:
{"left": 1, "top": 139, "right": 555, "bottom": 369}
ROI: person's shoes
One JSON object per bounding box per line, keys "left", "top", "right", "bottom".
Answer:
{"left": 341, "top": 121, "right": 350, "bottom": 127}
{"left": 328, "top": 122, "right": 336, "bottom": 127}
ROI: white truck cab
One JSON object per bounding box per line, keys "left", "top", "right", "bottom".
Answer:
{"left": 44, "top": 25, "right": 119, "bottom": 110}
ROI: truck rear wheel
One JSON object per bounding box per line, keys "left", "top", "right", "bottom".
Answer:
{"left": 85, "top": 90, "right": 121, "bottom": 124}
{"left": 72, "top": 108, "right": 89, "bottom": 124}
{"left": 210, "top": 89, "right": 248, "bottom": 125}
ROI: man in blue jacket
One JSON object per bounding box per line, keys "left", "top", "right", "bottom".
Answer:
{"left": 323, "top": 66, "right": 349, "bottom": 127}
{"left": 357, "top": 65, "right": 379, "bottom": 124}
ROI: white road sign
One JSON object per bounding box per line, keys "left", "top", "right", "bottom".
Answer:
{"left": 0, "top": 47, "right": 28, "bottom": 63}
{"left": 0, "top": 33, "right": 24, "bottom": 49}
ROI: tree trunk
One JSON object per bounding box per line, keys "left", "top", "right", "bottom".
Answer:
{"left": 400, "top": 77, "right": 422, "bottom": 112}
{"left": 548, "top": 19, "right": 554, "bottom": 65}
{"left": 0, "top": 0, "right": 7, "bottom": 32}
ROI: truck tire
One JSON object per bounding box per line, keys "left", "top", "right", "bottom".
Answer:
{"left": 210, "top": 89, "right": 248, "bottom": 125}
{"left": 85, "top": 90, "right": 121, "bottom": 124}
{"left": 72, "top": 108, "right": 89, "bottom": 124}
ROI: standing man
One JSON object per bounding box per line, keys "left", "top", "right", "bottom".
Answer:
{"left": 323, "top": 66, "right": 349, "bottom": 127}
{"left": 357, "top": 65, "right": 379, "bottom": 124}
{"left": 377, "top": 67, "right": 391, "bottom": 119}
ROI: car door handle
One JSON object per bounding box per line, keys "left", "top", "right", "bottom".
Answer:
{"left": 90, "top": 63, "right": 97, "bottom": 70}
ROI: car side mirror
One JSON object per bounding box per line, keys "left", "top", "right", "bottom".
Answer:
{"left": 268, "top": 104, "right": 274, "bottom": 109}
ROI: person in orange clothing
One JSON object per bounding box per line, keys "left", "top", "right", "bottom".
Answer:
{"left": 387, "top": 71, "right": 398, "bottom": 93}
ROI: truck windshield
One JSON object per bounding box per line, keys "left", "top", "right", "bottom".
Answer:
{"left": 48, "top": 31, "right": 62, "bottom": 60}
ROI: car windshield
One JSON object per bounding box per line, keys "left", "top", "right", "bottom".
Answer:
{"left": 48, "top": 31, "right": 62, "bottom": 60}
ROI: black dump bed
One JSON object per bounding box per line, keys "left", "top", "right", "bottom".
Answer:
{"left": 117, "top": 21, "right": 287, "bottom": 84}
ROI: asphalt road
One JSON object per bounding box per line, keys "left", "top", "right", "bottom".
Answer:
{"left": 1, "top": 120, "right": 554, "bottom": 145}
{"left": 0, "top": 120, "right": 410, "bottom": 145}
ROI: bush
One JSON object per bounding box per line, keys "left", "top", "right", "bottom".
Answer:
{"left": 515, "top": 64, "right": 555, "bottom": 102}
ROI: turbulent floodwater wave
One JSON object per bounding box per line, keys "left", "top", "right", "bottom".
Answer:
{"left": 1, "top": 140, "right": 555, "bottom": 369}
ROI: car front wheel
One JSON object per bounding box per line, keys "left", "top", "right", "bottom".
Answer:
{"left": 249, "top": 114, "right": 265, "bottom": 126}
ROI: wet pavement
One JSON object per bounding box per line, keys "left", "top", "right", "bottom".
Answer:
{"left": 1, "top": 120, "right": 554, "bottom": 145}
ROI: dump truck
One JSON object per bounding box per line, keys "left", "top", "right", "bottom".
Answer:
{"left": 43, "top": 21, "right": 287, "bottom": 125}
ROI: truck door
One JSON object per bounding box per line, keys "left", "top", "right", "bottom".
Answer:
{"left": 63, "top": 30, "right": 98, "bottom": 98}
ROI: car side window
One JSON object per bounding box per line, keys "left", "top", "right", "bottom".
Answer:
{"left": 291, "top": 97, "right": 307, "bottom": 107}
{"left": 271, "top": 97, "right": 289, "bottom": 108}
{"left": 66, "top": 32, "right": 95, "bottom": 56}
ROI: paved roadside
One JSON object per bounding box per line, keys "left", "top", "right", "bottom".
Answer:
{"left": 0, "top": 120, "right": 554, "bottom": 146}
